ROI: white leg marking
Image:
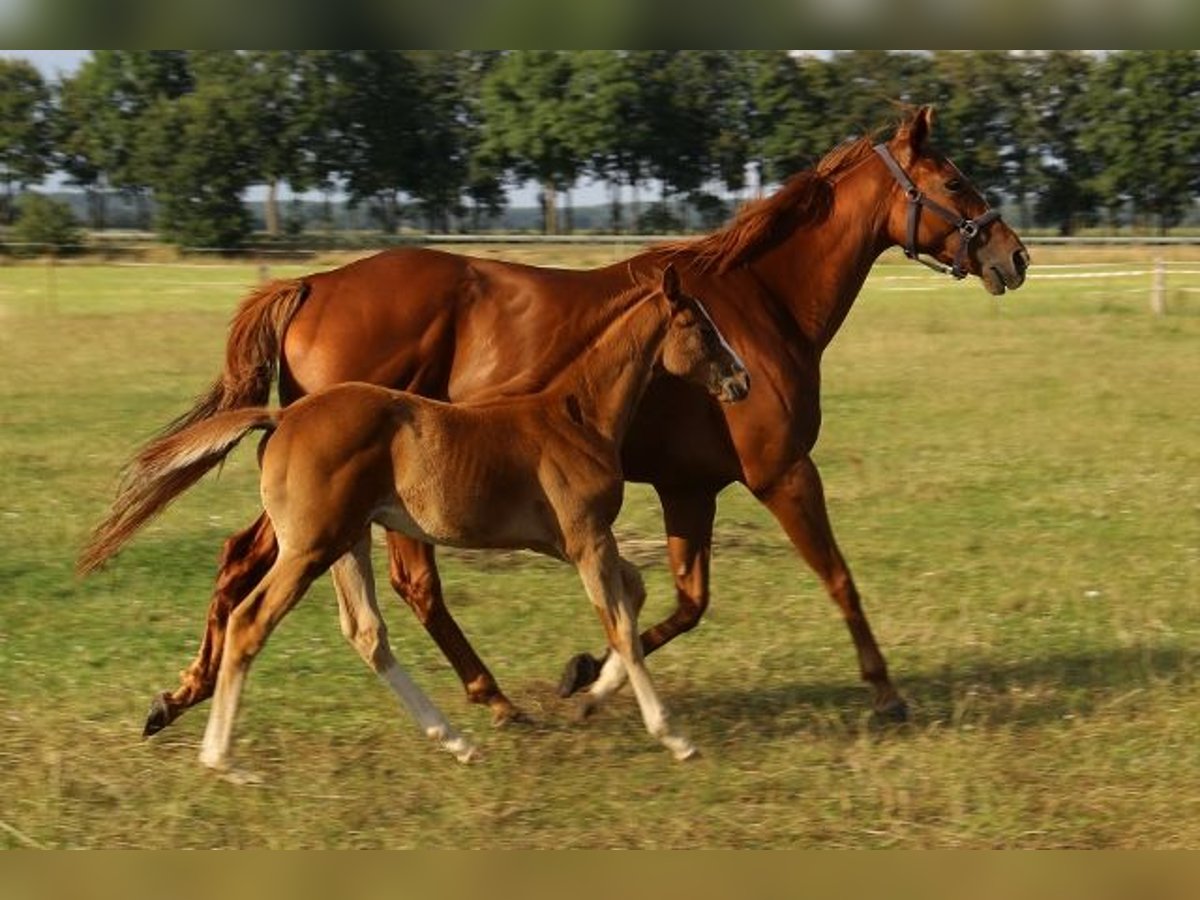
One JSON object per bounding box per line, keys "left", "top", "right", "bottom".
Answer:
{"left": 382, "top": 664, "right": 476, "bottom": 763}
{"left": 577, "top": 541, "right": 696, "bottom": 760}
{"left": 331, "top": 538, "right": 475, "bottom": 763}
{"left": 582, "top": 651, "right": 628, "bottom": 712}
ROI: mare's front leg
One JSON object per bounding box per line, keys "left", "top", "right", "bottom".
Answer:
{"left": 144, "top": 513, "right": 277, "bottom": 737}
{"left": 330, "top": 536, "right": 475, "bottom": 762}
{"left": 755, "top": 454, "right": 907, "bottom": 720}
{"left": 574, "top": 534, "right": 696, "bottom": 761}
{"left": 385, "top": 532, "right": 526, "bottom": 726}
{"left": 559, "top": 487, "right": 715, "bottom": 698}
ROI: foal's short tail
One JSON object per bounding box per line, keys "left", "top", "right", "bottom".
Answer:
{"left": 77, "top": 408, "right": 281, "bottom": 576}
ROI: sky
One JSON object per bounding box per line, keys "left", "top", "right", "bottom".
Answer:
{"left": 0, "top": 48, "right": 89, "bottom": 74}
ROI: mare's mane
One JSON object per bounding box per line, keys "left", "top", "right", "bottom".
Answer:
{"left": 660, "top": 133, "right": 881, "bottom": 275}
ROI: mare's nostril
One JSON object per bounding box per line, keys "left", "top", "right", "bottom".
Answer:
{"left": 1014, "top": 247, "right": 1030, "bottom": 275}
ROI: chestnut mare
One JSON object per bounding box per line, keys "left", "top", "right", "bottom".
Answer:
{"left": 82, "top": 264, "right": 750, "bottom": 772}
{"left": 92, "top": 106, "right": 1029, "bottom": 737}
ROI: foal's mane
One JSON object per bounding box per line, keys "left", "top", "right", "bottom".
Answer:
{"left": 660, "top": 133, "right": 880, "bottom": 275}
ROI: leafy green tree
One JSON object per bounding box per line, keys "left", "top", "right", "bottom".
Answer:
{"left": 1027, "top": 52, "right": 1101, "bottom": 234}
{"left": 822, "top": 51, "right": 937, "bottom": 142}
{"left": 1080, "top": 50, "right": 1200, "bottom": 232}
{"left": 55, "top": 51, "right": 192, "bottom": 229}
{"left": 628, "top": 51, "right": 724, "bottom": 220}
{"left": 479, "top": 51, "right": 586, "bottom": 234}
{"left": 925, "top": 52, "right": 1028, "bottom": 205}
{"left": 745, "top": 51, "right": 835, "bottom": 188}
{"left": 564, "top": 51, "right": 645, "bottom": 232}
{"left": 403, "top": 51, "right": 492, "bottom": 232}
{"left": 456, "top": 52, "right": 507, "bottom": 230}
{"left": 325, "top": 51, "right": 427, "bottom": 234}
{"left": 0, "top": 60, "right": 53, "bottom": 225}
{"left": 12, "top": 192, "right": 80, "bottom": 253}
{"left": 241, "top": 52, "right": 323, "bottom": 237}
{"left": 138, "top": 53, "right": 260, "bottom": 247}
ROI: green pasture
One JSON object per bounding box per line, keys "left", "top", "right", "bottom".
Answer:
{"left": 1, "top": 248, "right": 1199, "bottom": 848}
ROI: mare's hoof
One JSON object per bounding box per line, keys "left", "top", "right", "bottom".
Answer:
{"left": 491, "top": 705, "right": 534, "bottom": 729}
{"left": 557, "top": 653, "right": 603, "bottom": 698}
{"left": 142, "top": 692, "right": 174, "bottom": 738}
{"left": 873, "top": 697, "right": 910, "bottom": 725}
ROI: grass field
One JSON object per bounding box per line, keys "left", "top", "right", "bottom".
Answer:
{"left": 2, "top": 245, "right": 1199, "bottom": 848}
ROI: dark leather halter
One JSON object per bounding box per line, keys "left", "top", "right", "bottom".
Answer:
{"left": 873, "top": 143, "right": 1002, "bottom": 280}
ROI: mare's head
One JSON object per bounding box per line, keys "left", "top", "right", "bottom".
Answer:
{"left": 644, "top": 263, "right": 749, "bottom": 403}
{"left": 874, "top": 105, "right": 1029, "bottom": 295}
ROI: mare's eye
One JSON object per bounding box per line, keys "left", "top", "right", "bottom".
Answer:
{"left": 945, "top": 177, "right": 963, "bottom": 193}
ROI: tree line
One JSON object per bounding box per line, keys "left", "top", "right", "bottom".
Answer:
{"left": 1, "top": 50, "right": 1198, "bottom": 247}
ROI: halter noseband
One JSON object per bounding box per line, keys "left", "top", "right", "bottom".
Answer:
{"left": 872, "top": 143, "right": 1002, "bottom": 280}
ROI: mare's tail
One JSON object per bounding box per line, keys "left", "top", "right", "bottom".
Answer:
{"left": 161, "top": 278, "right": 308, "bottom": 438}
{"left": 78, "top": 408, "right": 281, "bottom": 575}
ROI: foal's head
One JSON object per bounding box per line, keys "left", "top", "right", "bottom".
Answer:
{"left": 646, "top": 263, "right": 749, "bottom": 404}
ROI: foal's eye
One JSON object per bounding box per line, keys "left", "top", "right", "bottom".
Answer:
{"left": 945, "top": 177, "right": 963, "bottom": 193}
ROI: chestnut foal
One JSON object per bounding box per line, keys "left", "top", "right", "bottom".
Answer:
{"left": 83, "top": 264, "right": 748, "bottom": 774}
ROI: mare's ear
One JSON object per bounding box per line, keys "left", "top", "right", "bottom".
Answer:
{"left": 894, "top": 104, "right": 934, "bottom": 165}
{"left": 660, "top": 262, "right": 683, "bottom": 311}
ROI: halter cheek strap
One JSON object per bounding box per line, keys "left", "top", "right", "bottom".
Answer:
{"left": 872, "top": 143, "right": 1002, "bottom": 280}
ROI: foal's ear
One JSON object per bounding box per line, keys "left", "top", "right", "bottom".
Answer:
{"left": 660, "top": 262, "right": 684, "bottom": 311}
{"left": 895, "top": 104, "right": 935, "bottom": 164}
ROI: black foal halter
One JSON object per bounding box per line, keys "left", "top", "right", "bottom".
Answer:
{"left": 872, "top": 143, "right": 1002, "bottom": 280}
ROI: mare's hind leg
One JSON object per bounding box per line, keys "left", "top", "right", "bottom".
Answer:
{"left": 198, "top": 548, "right": 322, "bottom": 775}
{"left": 330, "top": 535, "right": 475, "bottom": 762}
{"left": 574, "top": 534, "right": 695, "bottom": 761}
{"left": 756, "top": 454, "right": 906, "bottom": 720}
{"left": 145, "top": 513, "right": 277, "bottom": 737}
{"left": 385, "top": 532, "right": 525, "bottom": 726}
{"left": 560, "top": 487, "right": 715, "bottom": 698}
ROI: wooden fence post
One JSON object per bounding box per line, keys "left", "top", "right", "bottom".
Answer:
{"left": 1150, "top": 257, "right": 1165, "bottom": 315}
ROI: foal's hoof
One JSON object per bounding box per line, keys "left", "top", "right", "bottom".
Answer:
{"left": 872, "top": 696, "right": 910, "bottom": 725}
{"left": 557, "top": 653, "right": 603, "bottom": 698}
{"left": 218, "top": 767, "right": 265, "bottom": 787}
{"left": 142, "top": 692, "right": 175, "bottom": 738}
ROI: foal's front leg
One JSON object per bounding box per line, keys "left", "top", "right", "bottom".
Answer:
{"left": 575, "top": 535, "right": 696, "bottom": 761}
{"left": 577, "top": 559, "right": 641, "bottom": 716}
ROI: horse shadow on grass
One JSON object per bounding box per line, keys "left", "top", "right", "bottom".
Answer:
{"left": 665, "top": 643, "right": 1196, "bottom": 742}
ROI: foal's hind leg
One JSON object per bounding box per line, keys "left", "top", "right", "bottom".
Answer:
{"left": 575, "top": 535, "right": 695, "bottom": 761}
{"left": 330, "top": 536, "right": 475, "bottom": 763}
{"left": 386, "top": 532, "right": 525, "bottom": 726}
{"left": 145, "top": 514, "right": 277, "bottom": 737}
{"left": 198, "top": 549, "right": 322, "bottom": 775}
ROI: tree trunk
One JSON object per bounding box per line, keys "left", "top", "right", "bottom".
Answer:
{"left": 542, "top": 179, "right": 557, "bottom": 235}
{"left": 564, "top": 188, "right": 574, "bottom": 234}
{"left": 264, "top": 180, "right": 280, "bottom": 237}
{"left": 83, "top": 185, "right": 105, "bottom": 230}
{"left": 610, "top": 181, "right": 623, "bottom": 233}
{"left": 135, "top": 191, "right": 151, "bottom": 230}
